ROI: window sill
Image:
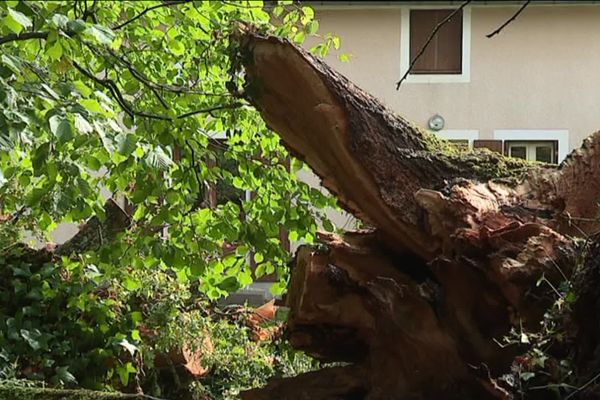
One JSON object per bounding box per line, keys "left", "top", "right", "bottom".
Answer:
{"left": 401, "top": 73, "right": 470, "bottom": 84}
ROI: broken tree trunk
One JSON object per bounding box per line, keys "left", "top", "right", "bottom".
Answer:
{"left": 232, "top": 30, "right": 600, "bottom": 399}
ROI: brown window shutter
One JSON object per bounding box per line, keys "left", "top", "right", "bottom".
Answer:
{"left": 410, "top": 9, "right": 462, "bottom": 74}
{"left": 473, "top": 140, "right": 503, "bottom": 154}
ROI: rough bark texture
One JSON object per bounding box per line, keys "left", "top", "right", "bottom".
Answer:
{"left": 234, "top": 30, "right": 600, "bottom": 400}
{"left": 55, "top": 199, "right": 131, "bottom": 256}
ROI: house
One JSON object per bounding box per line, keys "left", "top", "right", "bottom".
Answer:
{"left": 300, "top": 0, "right": 600, "bottom": 228}
{"left": 307, "top": 1, "right": 600, "bottom": 161}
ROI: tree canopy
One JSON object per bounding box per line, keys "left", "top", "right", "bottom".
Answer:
{"left": 0, "top": 0, "right": 341, "bottom": 298}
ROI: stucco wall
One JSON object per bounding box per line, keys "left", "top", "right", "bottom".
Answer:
{"left": 295, "top": 4, "right": 600, "bottom": 228}
{"left": 310, "top": 4, "right": 600, "bottom": 150}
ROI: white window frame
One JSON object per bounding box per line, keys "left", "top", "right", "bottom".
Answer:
{"left": 435, "top": 129, "right": 479, "bottom": 149}
{"left": 493, "top": 130, "right": 569, "bottom": 163}
{"left": 400, "top": 5, "right": 471, "bottom": 84}
{"left": 507, "top": 142, "right": 555, "bottom": 163}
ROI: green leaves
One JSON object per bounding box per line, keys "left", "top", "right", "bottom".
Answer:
{"left": 116, "top": 362, "right": 136, "bottom": 386}
{"left": 145, "top": 146, "right": 173, "bottom": 170}
{"left": 115, "top": 133, "right": 137, "bottom": 156}
{"left": 48, "top": 115, "right": 74, "bottom": 144}
{"left": 50, "top": 13, "right": 69, "bottom": 29}
{"left": 4, "top": 8, "right": 32, "bottom": 34}
{"left": 0, "top": 0, "right": 337, "bottom": 308}
{"left": 20, "top": 329, "right": 43, "bottom": 351}
{"left": 46, "top": 40, "right": 63, "bottom": 61}
{"left": 168, "top": 39, "right": 185, "bottom": 56}
{"left": 85, "top": 25, "right": 115, "bottom": 44}
{"left": 80, "top": 99, "right": 104, "bottom": 114}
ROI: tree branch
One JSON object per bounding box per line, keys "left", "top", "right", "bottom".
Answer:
{"left": 74, "top": 60, "right": 242, "bottom": 121}
{"left": 177, "top": 103, "right": 243, "bottom": 119}
{"left": 395, "top": 0, "right": 471, "bottom": 90}
{"left": 486, "top": 0, "right": 531, "bottom": 38}
{"left": 0, "top": 31, "right": 49, "bottom": 46}
{"left": 112, "top": 0, "right": 192, "bottom": 30}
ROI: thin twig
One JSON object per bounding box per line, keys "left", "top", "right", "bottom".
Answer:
{"left": 74, "top": 59, "right": 242, "bottom": 121}
{"left": 486, "top": 0, "right": 531, "bottom": 38}
{"left": 112, "top": 0, "right": 191, "bottom": 30}
{"left": 565, "top": 370, "right": 600, "bottom": 399}
{"left": 177, "top": 103, "right": 243, "bottom": 119}
{"left": 396, "top": 0, "right": 471, "bottom": 90}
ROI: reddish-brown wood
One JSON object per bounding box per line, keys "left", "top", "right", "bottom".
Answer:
{"left": 232, "top": 29, "right": 600, "bottom": 399}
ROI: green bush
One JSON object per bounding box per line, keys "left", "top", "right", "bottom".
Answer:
{"left": 0, "top": 245, "right": 318, "bottom": 399}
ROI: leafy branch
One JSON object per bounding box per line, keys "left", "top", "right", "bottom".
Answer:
{"left": 0, "top": 31, "right": 49, "bottom": 45}
{"left": 112, "top": 0, "right": 192, "bottom": 30}
{"left": 72, "top": 61, "right": 242, "bottom": 121}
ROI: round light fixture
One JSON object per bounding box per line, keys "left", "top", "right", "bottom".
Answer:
{"left": 428, "top": 114, "right": 445, "bottom": 131}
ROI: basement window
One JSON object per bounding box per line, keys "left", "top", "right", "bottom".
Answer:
{"left": 506, "top": 141, "right": 558, "bottom": 164}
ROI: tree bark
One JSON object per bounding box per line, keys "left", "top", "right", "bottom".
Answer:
{"left": 233, "top": 29, "right": 600, "bottom": 399}
{"left": 55, "top": 198, "right": 131, "bottom": 256}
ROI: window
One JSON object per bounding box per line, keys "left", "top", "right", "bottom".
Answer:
{"left": 400, "top": 7, "right": 471, "bottom": 83}
{"left": 434, "top": 130, "right": 479, "bottom": 149}
{"left": 493, "top": 130, "right": 569, "bottom": 164}
{"left": 506, "top": 141, "right": 557, "bottom": 164}
{"left": 410, "top": 9, "right": 463, "bottom": 74}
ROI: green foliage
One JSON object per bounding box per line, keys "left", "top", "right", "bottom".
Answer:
{"left": 495, "top": 239, "right": 590, "bottom": 398}
{"left": 0, "top": 0, "right": 338, "bottom": 298}
{"left": 0, "top": 245, "right": 150, "bottom": 389}
{"left": 0, "top": 245, "right": 318, "bottom": 398}
{"left": 0, "top": 1, "right": 342, "bottom": 395}
{"left": 0, "top": 385, "right": 144, "bottom": 400}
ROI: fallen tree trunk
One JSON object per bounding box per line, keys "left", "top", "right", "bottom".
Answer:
{"left": 232, "top": 29, "right": 600, "bottom": 399}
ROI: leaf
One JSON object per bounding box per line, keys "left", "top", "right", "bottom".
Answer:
{"left": 168, "top": 39, "right": 185, "bottom": 56}
{"left": 49, "top": 115, "right": 74, "bottom": 144}
{"left": 145, "top": 147, "right": 173, "bottom": 170}
{"left": 74, "top": 114, "right": 93, "bottom": 133}
{"left": 46, "top": 41, "right": 63, "bottom": 61}
{"left": 80, "top": 99, "right": 104, "bottom": 114}
{"left": 116, "top": 338, "right": 138, "bottom": 356}
{"left": 322, "top": 218, "right": 334, "bottom": 232}
{"left": 339, "top": 53, "right": 350, "bottom": 63}
{"left": 332, "top": 36, "right": 341, "bottom": 49}
{"left": 520, "top": 372, "right": 535, "bottom": 382}
{"left": 123, "top": 277, "right": 141, "bottom": 291}
{"left": 115, "top": 133, "right": 137, "bottom": 156}
{"left": 305, "top": 20, "right": 319, "bottom": 35}
{"left": 116, "top": 362, "right": 136, "bottom": 386}
{"left": 55, "top": 366, "right": 78, "bottom": 385}
{"left": 67, "top": 19, "right": 87, "bottom": 33}
{"left": 20, "top": 329, "right": 42, "bottom": 351}
{"left": 74, "top": 80, "right": 93, "bottom": 97}
{"left": 86, "top": 25, "right": 115, "bottom": 44}
{"left": 51, "top": 14, "right": 69, "bottom": 29}
{"left": 1, "top": 54, "right": 22, "bottom": 73}
{"left": 5, "top": 8, "right": 32, "bottom": 34}
{"left": 520, "top": 332, "right": 530, "bottom": 344}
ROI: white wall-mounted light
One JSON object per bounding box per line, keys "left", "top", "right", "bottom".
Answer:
{"left": 428, "top": 114, "right": 445, "bottom": 131}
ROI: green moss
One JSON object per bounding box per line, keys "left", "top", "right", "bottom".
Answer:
{"left": 418, "top": 124, "right": 544, "bottom": 181}
{"left": 0, "top": 386, "right": 141, "bottom": 400}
